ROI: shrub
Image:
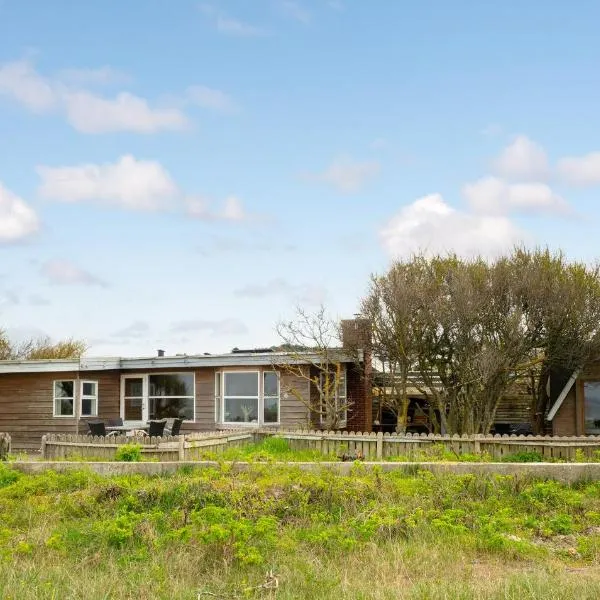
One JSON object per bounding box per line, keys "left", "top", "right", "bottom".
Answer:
{"left": 115, "top": 444, "right": 142, "bottom": 462}
{"left": 502, "top": 451, "right": 543, "bottom": 463}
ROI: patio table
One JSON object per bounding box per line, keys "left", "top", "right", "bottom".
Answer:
{"left": 105, "top": 425, "right": 149, "bottom": 436}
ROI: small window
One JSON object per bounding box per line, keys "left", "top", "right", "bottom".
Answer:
{"left": 263, "top": 371, "right": 280, "bottom": 424}
{"left": 54, "top": 380, "right": 75, "bottom": 417}
{"left": 81, "top": 381, "right": 98, "bottom": 417}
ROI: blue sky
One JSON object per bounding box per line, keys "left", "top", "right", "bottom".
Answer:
{"left": 1, "top": 0, "right": 600, "bottom": 356}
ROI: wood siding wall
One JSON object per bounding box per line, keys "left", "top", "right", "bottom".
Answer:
{"left": 0, "top": 365, "right": 314, "bottom": 449}
{"left": 0, "top": 370, "right": 120, "bottom": 450}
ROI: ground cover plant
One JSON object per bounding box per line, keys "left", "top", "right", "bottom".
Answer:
{"left": 1, "top": 462, "right": 600, "bottom": 599}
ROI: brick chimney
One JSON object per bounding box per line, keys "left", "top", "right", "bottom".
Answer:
{"left": 341, "top": 317, "right": 373, "bottom": 432}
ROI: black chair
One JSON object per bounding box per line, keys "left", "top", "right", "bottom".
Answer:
{"left": 107, "top": 417, "right": 123, "bottom": 427}
{"left": 169, "top": 418, "right": 184, "bottom": 437}
{"left": 147, "top": 419, "right": 167, "bottom": 437}
{"left": 87, "top": 420, "right": 107, "bottom": 437}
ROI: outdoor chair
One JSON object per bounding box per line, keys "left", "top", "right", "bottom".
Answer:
{"left": 87, "top": 421, "right": 118, "bottom": 437}
{"left": 146, "top": 419, "right": 167, "bottom": 437}
{"left": 107, "top": 417, "right": 124, "bottom": 426}
{"left": 168, "top": 417, "right": 184, "bottom": 436}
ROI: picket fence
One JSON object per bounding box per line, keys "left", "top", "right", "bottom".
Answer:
{"left": 40, "top": 431, "right": 252, "bottom": 461}
{"left": 271, "top": 430, "right": 600, "bottom": 461}
{"left": 36, "top": 428, "right": 600, "bottom": 462}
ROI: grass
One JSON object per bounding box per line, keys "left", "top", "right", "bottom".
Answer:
{"left": 1, "top": 462, "right": 600, "bottom": 599}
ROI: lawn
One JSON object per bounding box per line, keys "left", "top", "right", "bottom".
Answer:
{"left": 1, "top": 461, "right": 600, "bottom": 599}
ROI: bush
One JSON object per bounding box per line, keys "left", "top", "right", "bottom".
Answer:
{"left": 115, "top": 444, "right": 142, "bottom": 462}
{"left": 502, "top": 451, "right": 543, "bottom": 463}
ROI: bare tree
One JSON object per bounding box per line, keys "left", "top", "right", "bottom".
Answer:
{"left": 274, "top": 306, "right": 353, "bottom": 430}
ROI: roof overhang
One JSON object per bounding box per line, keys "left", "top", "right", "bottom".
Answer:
{"left": 0, "top": 351, "right": 357, "bottom": 374}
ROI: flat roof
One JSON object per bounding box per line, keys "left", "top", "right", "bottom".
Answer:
{"left": 0, "top": 350, "right": 355, "bottom": 374}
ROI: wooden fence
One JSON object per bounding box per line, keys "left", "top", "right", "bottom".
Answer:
{"left": 265, "top": 430, "right": 600, "bottom": 461}
{"left": 35, "top": 429, "right": 600, "bottom": 462}
{"left": 41, "top": 431, "right": 253, "bottom": 461}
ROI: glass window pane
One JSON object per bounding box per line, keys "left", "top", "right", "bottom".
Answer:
{"left": 149, "top": 374, "right": 194, "bottom": 397}
{"left": 124, "top": 397, "right": 143, "bottom": 421}
{"left": 264, "top": 397, "right": 279, "bottom": 423}
{"left": 56, "top": 397, "right": 74, "bottom": 416}
{"left": 585, "top": 382, "right": 600, "bottom": 434}
{"left": 81, "top": 397, "right": 96, "bottom": 417}
{"left": 149, "top": 397, "right": 194, "bottom": 420}
{"left": 224, "top": 398, "right": 258, "bottom": 423}
{"left": 124, "top": 378, "right": 143, "bottom": 397}
{"left": 263, "top": 372, "right": 278, "bottom": 397}
{"left": 224, "top": 372, "right": 258, "bottom": 397}
{"left": 55, "top": 381, "right": 74, "bottom": 398}
{"left": 82, "top": 382, "right": 96, "bottom": 397}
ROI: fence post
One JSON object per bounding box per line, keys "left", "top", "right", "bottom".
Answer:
{"left": 178, "top": 435, "right": 185, "bottom": 461}
{"left": 376, "top": 431, "right": 383, "bottom": 460}
{"left": 40, "top": 434, "right": 47, "bottom": 459}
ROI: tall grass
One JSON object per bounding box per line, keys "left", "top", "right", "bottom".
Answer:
{"left": 0, "top": 463, "right": 599, "bottom": 599}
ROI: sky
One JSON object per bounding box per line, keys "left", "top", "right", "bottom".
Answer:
{"left": 1, "top": 0, "right": 600, "bottom": 357}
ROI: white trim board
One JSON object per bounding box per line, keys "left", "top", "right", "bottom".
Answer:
{"left": 546, "top": 369, "right": 580, "bottom": 421}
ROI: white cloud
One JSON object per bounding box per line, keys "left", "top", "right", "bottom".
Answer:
{"left": 381, "top": 193, "right": 524, "bottom": 259}
{"left": 278, "top": 1, "right": 311, "bottom": 23}
{"left": 57, "top": 66, "right": 131, "bottom": 86}
{"left": 0, "top": 59, "right": 188, "bottom": 134}
{"left": 40, "top": 259, "right": 107, "bottom": 287}
{"left": 0, "top": 182, "right": 40, "bottom": 243}
{"left": 309, "top": 157, "right": 380, "bottom": 193}
{"left": 63, "top": 91, "right": 187, "bottom": 134}
{"left": 170, "top": 318, "right": 248, "bottom": 336}
{"left": 186, "top": 85, "right": 236, "bottom": 112}
{"left": 235, "top": 278, "right": 325, "bottom": 305}
{"left": 492, "top": 135, "right": 549, "bottom": 181}
{"left": 37, "top": 155, "right": 179, "bottom": 211}
{"left": 0, "top": 59, "right": 57, "bottom": 112}
{"left": 186, "top": 195, "right": 255, "bottom": 222}
{"left": 462, "top": 176, "right": 568, "bottom": 215}
{"left": 557, "top": 152, "right": 600, "bottom": 186}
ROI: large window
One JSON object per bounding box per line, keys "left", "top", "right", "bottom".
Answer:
{"left": 218, "top": 370, "right": 280, "bottom": 425}
{"left": 223, "top": 372, "right": 259, "bottom": 423}
{"left": 53, "top": 380, "right": 98, "bottom": 417}
{"left": 149, "top": 373, "right": 195, "bottom": 420}
{"left": 584, "top": 382, "right": 600, "bottom": 435}
{"left": 121, "top": 373, "right": 195, "bottom": 422}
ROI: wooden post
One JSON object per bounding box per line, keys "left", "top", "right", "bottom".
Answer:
{"left": 178, "top": 435, "right": 185, "bottom": 461}
{"left": 41, "top": 434, "right": 47, "bottom": 459}
{"left": 376, "top": 431, "right": 383, "bottom": 460}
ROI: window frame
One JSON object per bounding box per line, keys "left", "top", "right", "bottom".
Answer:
{"left": 80, "top": 380, "right": 99, "bottom": 418}
{"left": 53, "top": 379, "right": 76, "bottom": 418}
{"left": 119, "top": 373, "right": 196, "bottom": 423}
{"left": 583, "top": 380, "right": 600, "bottom": 435}
{"left": 217, "top": 369, "right": 280, "bottom": 427}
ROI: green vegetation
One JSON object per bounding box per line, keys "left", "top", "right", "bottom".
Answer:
{"left": 115, "top": 443, "right": 143, "bottom": 462}
{"left": 1, "top": 463, "right": 600, "bottom": 599}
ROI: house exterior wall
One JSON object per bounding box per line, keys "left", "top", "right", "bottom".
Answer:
{"left": 0, "top": 364, "right": 319, "bottom": 449}
{"left": 551, "top": 386, "right": 579, "bottom": 436}
{"left": 0, "top": 370, "right": 121, "bottom": 450}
